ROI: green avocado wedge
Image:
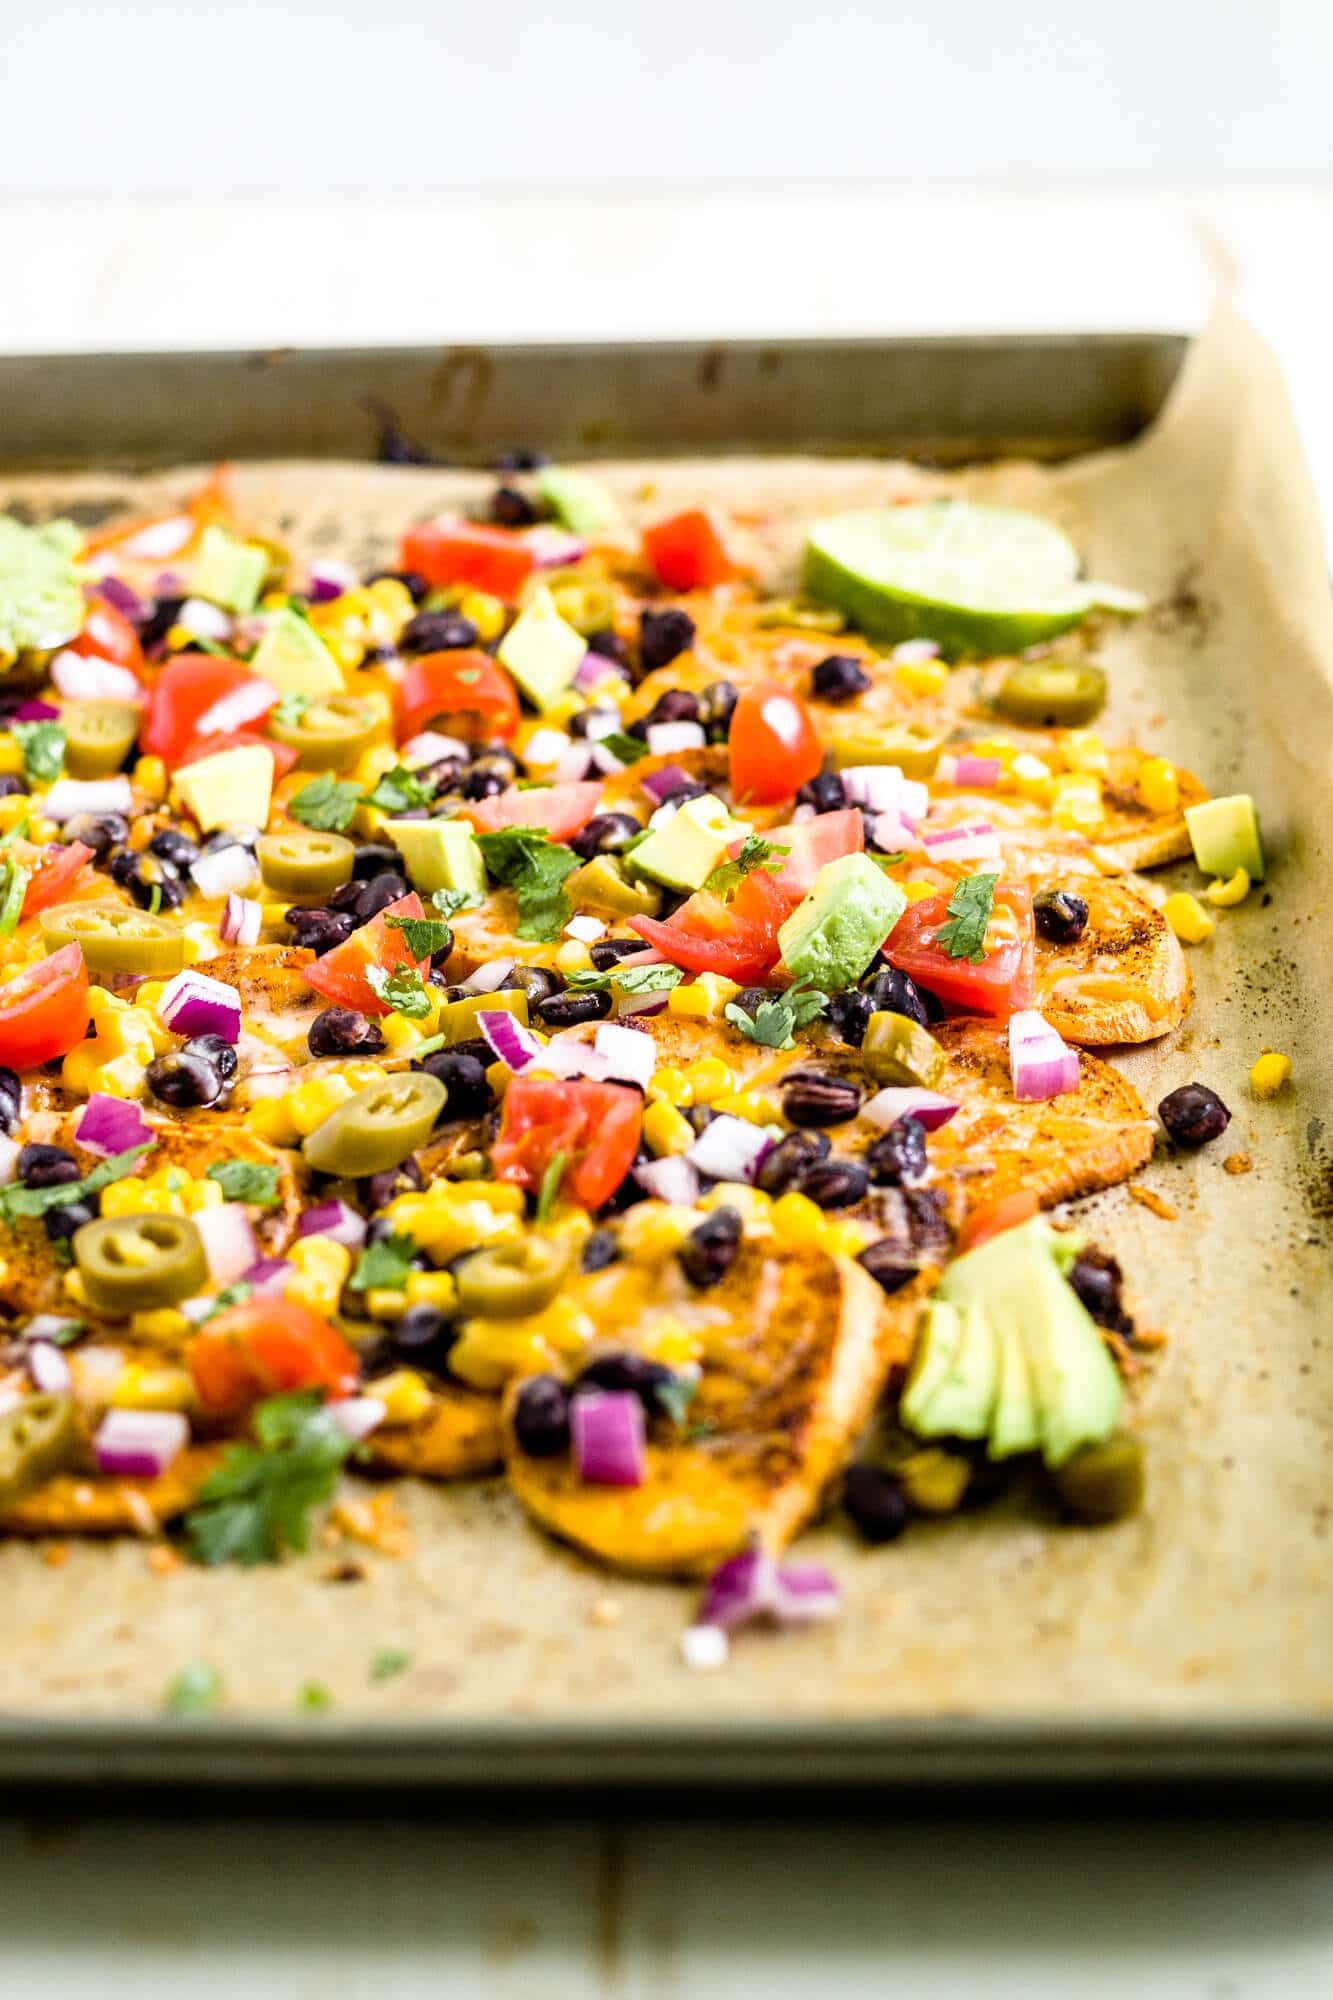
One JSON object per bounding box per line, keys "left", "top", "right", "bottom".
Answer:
{"left": 802, "top": 501, "right": 1145, "bottom": 658}
{"left": 0, "top": 516, "right": 85, "bottom": 669}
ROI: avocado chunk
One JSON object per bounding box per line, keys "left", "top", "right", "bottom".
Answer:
{"left": 175, "top": 744, "right": 274, "bottom": 835}
{"left": 386, "top": 818, "right": 485, "bottom": 901}
{"left": 777, "top": 853, "right": 906, "bottom": 991}
{"left": 0, "top": 516, "right": 84, "bottom": 668}
{"left": 536, "top": 468, "right": 624, "bottom": 540}
{"left": 904, "top": 1216, "right": 1121, "bottom": 1468}
{"left": 628, "top": 794, "right": 746, "bottom": 894}
{"left": 190, "top": 525, "right": 268, "bottom": 615}
{"left": 250, "top": 608, "right": 344, "bottom": 697}
{"left": 496, "top": 586, "right": 586, "bottom": 711}
{"left": 568, "top": 854, "right": 663, "bottom": 917}
{"left": 1184, "top": 793, "right": 1264, "bottom": 882}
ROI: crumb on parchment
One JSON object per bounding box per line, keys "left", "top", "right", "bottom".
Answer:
{"left": 1129, "top": 1184, "right": 1177, "bottom": 1220}
{"left": 1224, "top": 1152, "right": 1253, "bottom": 1175}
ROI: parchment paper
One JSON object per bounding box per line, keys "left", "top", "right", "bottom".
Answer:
{"left": 0, "top": 307, "right": 1328, "bottom": 1724}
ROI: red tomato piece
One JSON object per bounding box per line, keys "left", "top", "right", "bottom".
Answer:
{"left": 956, "top": 1190, "right": 1040, "bottom": 1256}
{"left": 462, "top": 780, "right": 604, "bottom": 842}
{"left": 884, "top": 881, "right": 1035, "bottom": 1018}
{"left": 300, "top": 892, "right": 431, "bottom": 1016}
{"left": 728, "top": 685, "right": 823, "bottom": 805}
{"left": 20, "top": 841, "right": 94, "bottom": 921}
{"left": 178, "top": 730, "right": 299, "bottom": 777}
{"left": 743, "top": 807, "right": 863, "bottom": 900}
{"left": 71, "top": 600, "right": 144, "bottom": 675}
{"left": 396, "top": 650, "right": 520, "bottom": 743}
{"left": 642, "top": 510, "right": 736, "bottom": 590}
{"left": 400, "top": 521, "right": 536, "bottom": 600}
{"left": 140, "top": 657, "right": 259, "bottom": 764}
{"left": 188, "top": 1300, "right": 359, "bottom": 1418}
{"left": 492, "top": 1075, "right": 643, "bottom": 1210}
{"left": 629, "top": 867, "right": 789, "bottom": 985}
{"left": 0, "top": 944, "right": 90, "bottom": 1069}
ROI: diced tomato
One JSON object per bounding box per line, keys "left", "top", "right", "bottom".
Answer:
{"left": 20, "top": 841, "right": 94, "bottom": 921}
{"left": 630, "top": 866, "right": 789, "bottom": 984}
{"left": 396, "top": 650, "right": 520, "bottom": 743}
{"left": 300, "top": 892, "right": 431, "bottom": 1016}
{"left": 179, "top": 730, "right": 300, "bottom": 777}
{"left": 743, "top": 807, "right": 863, "bottom": 900}
{"left": 187, "top": 1299, "right": 359, "bottom": 1418}
{"left": 71, "top": 600, "right": 144, "bottom": 676}
{"left": 642, "top": 510, "right": 735, "bottom": 591}
{"left": 462, "top": 780, "right": 604, "bottom": 842}
{"left": 400, "top": 520, "right": 536, "bottom": 600}
{"left": 492, "top": 1075, "right": 643, "bottom": 1211}
{"left": 140, "top": 656, "right": 259, "bottom": 764}
{"left": 728, "top": 685, "right": 823, "bottom": 805}
{"left": 84, "top": 463, "right": 237, "bottom": 566}
{"left": 884, "top": 881, "right": 1035, "bottom": 1018}
{"left": 956, "top": 1191, "right": 1040, "bottom": 1256}
{"left": 0, "top": 944, "right": 90, "bottom": 1069}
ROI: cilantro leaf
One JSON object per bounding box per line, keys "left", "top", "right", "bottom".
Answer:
{"left": 934, "top": 871, "right": 997, "bottom": 964}
{"left": 194, "top": 1281, "right": 254, "bottom": 1324}
{"left": 384, "top": 912, "right": 453, "bottom": 959}
{"left": 536, "top": 1149, "right": 567, "bottom": 1222}
{"left": 654, "top": 1371, "right": 698, "bottom": 1427}
{"left": 871, "top": 850, "right": 906, "bottom": 869}
{"left": 475, "top": 827, "right": 580, "bottom": 943}
{"left": 0, "top": 855, "right": 29, "bottom": 937}
{"left": 724, "top": 984, "right": 826, "bottom": 1051}
{"left": 370, "top": 1647, "right": 412, "bottom": 1682}
{"left": 360, "top": 763, "right": 438, "bottom": 815}
{"left": 164, "top": 1661, "right": 223, "bottom": 1715}
{"left": 431, "top": 886, "right": 482, "bottom": 921}
{"left": 186, "top": 1391, "right": 353, "bottom": 1568}
{"left": 147, "top": 882, "right": 163, "bottom": 916}
{"left": 206, "top": 1160, "right": 280, "bottom": 1207}
{"left": 599, "top": 730, "right": 647, "bottom": 764}
{"left": 567, "top": 962, "right": 683, "bottom": 996}
{"left": 271, "top": 692, "right": 312, "bottom": 728}
{"left": 365, "top": 963, "right": 434, "bottom": 1019}
{"left": 702, "top": 832, "right": 788, "bottom": 900}
{"left": 0, "top": 1142, "right": 153, "bottom": 1226}
{"left": 289, "top": 772, "right": 361, "bottom": 832}
{"left": 12, "top": 720, "right": 66, "bottom": 786}
{"left": 349, "top": 1232, "right": 418, "bottom": 1293}
{"left": 299, "top": 1681, "right": 334, "bottom": 1712}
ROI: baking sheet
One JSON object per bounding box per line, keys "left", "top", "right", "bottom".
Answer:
{"left": 0, "top": 309, "right": 1328, "bottom": 1771}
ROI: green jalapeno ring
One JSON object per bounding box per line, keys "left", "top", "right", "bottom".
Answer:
{"left": 39, "top": 902, "right": 187, "bottom": 978}
{"left": 268, "top": 695, "right": 381, "bottom": 772}
{"left": 62, "top": 700, "right": 142, "bottom": 779}
{"left": 73, "top": 1214, "right": 209, "bottom": 1316}
{"left": 861, "top": 1010, "right": 948, "bottom": 1089}
{"left": 830, "top": 725, "right": 946, "bottom": 780}
{"left": 454, "top": 1237, "right": 571, "bottom": 1318}
{"left": 995, "top": 661, "right": 1107, "bottom": 729}
{"left": 301, "top": 1072, "right": 447, "bottom": 1177}
{"left": 547, "top": 579, "right": 619, "bottom": 639}
{"left": 256, "top": 830, "right": 356, "bottom": 899}
{"left": 0, "top": 1395, "right": 82, "bottom": 1509}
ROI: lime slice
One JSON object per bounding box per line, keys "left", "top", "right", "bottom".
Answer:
{"left": 802, "top": 502, "right": 1145, "bottom": 658}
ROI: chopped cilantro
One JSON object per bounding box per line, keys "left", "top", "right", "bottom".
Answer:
{"left": 12, "top": 720, "right": 65, "bottom": 785}
{"left": 298, "top": 1681, "right": 335, "bottom": 1712}
{"left": 36, "top": 1318, "right": 84, "bottom": 1347}
{"left": 289, "top": 772, "right": 361, "bottom": 832}
{"left": 349, "top": 1232, "right": 418, "bottom": 1293}
{"left": 654, "top": 1371, "right": 698, "bottom": 1427}
{"left": 599, "top": 730, "right": 647, "bottom": 764}
{"left": 0, "top": 1142, "right": 152, "bottom": 1226}
{"left": 147, "top": 882, "right": 163, "bottom": 916}
{"left": 431, "top": 886, "right": 482, "bottom": 921}
{"left": 360, "top": 763, "right": 438, "bottom": 815}
{"left": 271, "top": 692, "right": 312, "bottom": 728}
{"left": 206, "top": 1160, "right": 280, "bottom": 1207}
{"left": 567, "top": 962, "right": 683, "bottom": 996}
{"left": 475, "top": 826, "right": 580, "bottom": 943}
{"left": 723, "top": 984, "right": 826, "bottom": 1051}
{"left": 536, "top": 1149, "right": 567, "bottom": 1222}
{"left": 366, "top": 963, "right": 434, "bottom": 1020}
{"left": 164, "top": 1661, "right": 224, "bottom": 1715}
{"left": 195, "top": 1280, "right": 254, "bottom": 1324}
{"left": 934, "top": 871, "right": 997, "bottom": 964}
{"left": 370, "top": 1647, "right": 412, "bottom": 1682}
{"left": 0, "top": 855, "right": 29, "bottom": 936}
{"left": 384, "top": 912, "right": 453, "bottom": 959}
{"left": 702, "top": 832, "right": 788, "bottom": 899}
{"left": 185, "top": 1391, "right": 354, "bottom": 1567}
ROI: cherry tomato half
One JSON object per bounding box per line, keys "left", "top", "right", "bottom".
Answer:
{"left": 396, "top": 650, "right": 520, "bottom": 743}
{"left": 300, "top": 892, "right": 432, "bottom": 1017}
{"left": 728, "top": 685, "right": 822, "bottom": 805}
{"left": 492, "top": 1075, "right": 643, "bottom": 1210}
{"left": 20, "top": 841, "right": 95, "bottom": 922}
{"left": 0, "top": 944, "right": 91, "bottom": 1069}
{"left": 955, "top": 1190, "right": 1041, "bottom": 1256}
{"left": 188, "top": 1299, "right": 359, "bottom": 1417}
{"left": 630, "top": 867, "right": 790, "bottom": 985}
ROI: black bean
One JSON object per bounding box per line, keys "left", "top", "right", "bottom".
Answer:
{"left": 904, "top": 1187, "right": 951, "bottom": 1262}
{"left": 17, "top": 1143, "right": 81, "bottom": 1190}
{"left": 811, "top": 654, "right": 872, "bottom": 703}
{"left": 0, "top": 775, "right": 25, "bottom": 801}
{"left": 43, "top": 1198, "right": 96, "bottom": 1244}
{"left": 585, "top": 628, "right": 631, "bottom": 671}
{"left": 679, "top": 1206, "right": 742, "bottom": 1288}
{"left": 653, "top": 779, "right": 710, "bottom": 808}
{"left": 398, "top": 608, "right": 481, "bottom": 656}
{"left": 534, "top": 989, "right": 612, "bottom": 1030}
{"left": 493, "top": 447, "right": 548, "bottom": 472}
{"left": 62, "top": 811, "right": 130, "bottom": 858}
{"left": 864, "top": 964, "right": 930, "bottom": 1029}
{"left": 365, "top": 567, "right": 430, "bottom": 602}
{"left": 414, "top": 1048, "right": 494, "bottom": 1120}
{"left": 0, "top": 1066, "right": 20, "bottom": 1135}
{"left": 349, "top": 842, "right": 402, "bottom": 881}
{"left": 857, "top": 1237, "right": 916, "bottom": 1294}
{"left": 108, "top": 846, "right": 184, "bottom": 911}
{"left": 415, "top": 756, "right": 467, "bottom": 798}
{"left": 753, "top": 1129, "right": 831, "bottom": 1197}
{"left": 697, "top": 680, "right": 739, "bottom": 741}
{"left": 798, "top": 1158, "right": 870, "bottom": 1209}
{"left": 571, "top": 811, "right": 643, "bottom": 861}
{"left": 512, "top": 1374, "right": 571, "bottom": 1457}
{"left": 576, "top": 1351, "right": 677, "bottom": 1415}
{"left": 201, "top": 824, "right": 260, "bottom": 854}
{"left": 589, "top": 937, "right": 653, "bottom": 971}
{"left": 1034, "top": 888, "right": 1090, "bottom": 945}
{"left": 138, "top": 596, "right": 186, "bottom": 651}
{"left": 729, "top": 987, "right": 768, "bottom": 1023}
{"left": 569, "top": 706, "right": 619, "bottom": 740}
{"left": 287, "top": 907, "right": 356, "bottom": 956}
{"left": 490, "top": 484, "right": 541, "bottom": 528}
{"left": 149, "top": 828, "right": 201, "bottom": 869}
{"left": 1068, "top": 1247, "right": 1134, "bottom": 1336}
{"left": 795, "top": 771, "right": 847, "bottom": 814}
{"left": 308, "top": 1007, "right": 386, "bottom": 1058}
{"left": 181, "top": 1033, "right": 238, "bottom": 1084}
{"left": 461, "top": 754, "right": 518, "bottom": 801}
{"left": 843, "top": 1464, "right": 910, "bottom": 1543}
{"left": 145, "top": 1050, "right": 224, "bottom": 1110}
{"left": 385, "top": 1304, "right": 458, "bottom": 1379}
{"left": 1158, "top": 1081, "right": 1231, "bottom": 1148}
{"left": 781, "top": 1071, "right": 862, "bottom": 1127}
{"left": 351, "top": 872, "right": 409, "bottom": 926}
{"left": 639, "top": 607, "right": 696, "bottom": 674}
{"left": 360, "top": 1157, "right": 424, "bottom": 1212}
{"left": 827, "top": 988, "right": 874, "bottom": 1047}
{"left": 866, "top": 1115, "right": 928, "bottom": 1187}
{"left": 581, "top": 1229, "right": 621, "bottom": 1274}
{"left": 640, "top": 688, "right": 699, "bottom": 729}
{"left": 500, "top": 965, "right": 561, "bottom": 1006}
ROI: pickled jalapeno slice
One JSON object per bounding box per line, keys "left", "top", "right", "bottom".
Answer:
{"left": 73, "top": 1214, "right": 209, "bottom": 1316}
{"left": 39, "top": 903, "right": 186, "bottom": 977}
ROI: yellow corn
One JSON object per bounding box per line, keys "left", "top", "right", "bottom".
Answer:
{"left": 101, "top": 1169, "right": 224, "bottom": 1218}
{"left": 1137, "top": 757, "right": 1179, "bottom": 816}
{"left": 893, "top": 654, "right": 949, "bottom": 697}
{"left": 554, "top": 938, "right": 594, "bottom": 976}
{"left": 134, "top": 755, "right": 168, "bottom": 804}
{"left": 447, "top": 1325, "right": 554, "bottom": 1392}
{"left": 1205, "top": 868, "right": 1250, "bottom": 907}
{"left": 62, "top": 1046, "right": 147, "bottom": 1099}
{"left": 1162, "top": 891, "right": 1215, "bottom": 944}
{"left": 181, "top": 922, "right": 225, "bottom": 965}
{"left": 639, "top": 1316, "right": 704, "bottom": 1368}
{"left": 712, "top": 1088, "right": 781, "bottom": 1125}
{"left": 1062, "top": 730, "right": 1109, "bottom": 775}
{"left": 403, "top": 1268, "right": 459, "bottom": 1311}
{"left": 0, "top": 738, "right": 24, "bottom": 778}
{"left": 364, "top": 1288, "right": 411, "bottom": 1320}
{"left": 901, "top": 879, "right": 939, "bottom": 905}
{"left": 250, "top": 1096, "right": 301, "bottom": 1145}
{"left": 697, "top": 1184, "right": 772, "bottom": 1234}
{"left": 365, "top": 577, "right": 417, "bottom": 639}
{"left": 682, "top": 1057, "right": 732, "bottom": 1105}
{"left": 1010, "top": 752, "right": 1055, "bottom": 804}
{"left": 618, "top": 1200, "right": 694, "bottom": 1262}
{"left": 668, "top": 971, "right": 740, "bottom": 1020}
{"left": 0, "top": 794, "right": 33, "bottom": 832}
{"left": 111, "top": 1362, "right": 194, "bottom": 1410}
{"left": 1051, "top": 773, "right": 1103, "bottom": 833}
{"left": 125, "top": 1309, "right": 193, "bottom": 1345}
{"left": 459, "top": 591, "right": 506, "bottom": 642}
{"left": 649, "top": 1065, "right": 693, "bottom": 1108}
{"left": 285, "top": 1237, "right": 352, "bottom": 1316}
{"left": 1250, "top": 1051, "right": 1291, "bottom": 1099}
{"left": 769, "top": 1189, "right": 834, "bottom": 1250}
{"left": 643, "top": 1100, "right": 694, "bottom": 1158}
{"left": 385, "top": 1180, "right": 524, "bottom": 1262}
{"left": 373, "top": 1369, "right": 435, "bottom": 1426}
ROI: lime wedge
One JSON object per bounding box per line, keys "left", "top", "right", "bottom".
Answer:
{"left": 802, "top": 502, "right": 1145, "bottom": 658}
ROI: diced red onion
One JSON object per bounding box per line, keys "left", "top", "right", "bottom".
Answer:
{"left": 460, "top": 958, "right": 516, "bottom": 996}
{"left": 190, "top": 842, "right": 259, "bottom": 901}
{"left": 74, "top": 1093, "right": 155, "bottom": 1158}
{"left": 863, "top": 1086, "right": 960, "bottom": 1133}
{"left": 299, "top": 1199, "right": 368, "bottom": 1249}
{"left": 590, "top": 740, "right": 626, "bottom": 775}
{"left": 27, "top": 1341, "right": 72, "bottom": 1395}
{"left": 646, "top": 720, "right": 706, "bottom": 756}
{"left": 920, "top": 821, "right": 1000, "bottom": 864}
{"left": 153, "top": 566, "right": 188, "bottom": 594}
{"left": 329, "top": 1396, "right": 386, "bottom": 1442}
{"left": 840, "top": 765, "right": 928, "bottom": 821}
{"left": 94, "top": 1408, "right": 189, "bottom": 1480}
{"left": 177, "top": 597, "right": 233, "bottom": 643}
{"left": 574, "top": 651, "right": 619, "bottom": 693}
{"left": 524, "top": 526, "right": 588, "bottom": 568}
{"left": 43, "top": 776, "right": 133, "bottom": 823}
{"left": 192, "top": 676, "right": 277, "bottom": 738}
{"left": 241, "top": 1257, "right": 294, "bottom": 1296}
{"left": 1008, "top": 1010, "right": 1081, "bottom": 1101}
{"left": 403, "top": 729, "right": 469, "bottom": 768}
{"left": 555, "top": 741, "right": 595, "bottom": 783}
{"left": 15, "top": 698, "right": 61, "bottom": 721}
{"left": 593, "top": 1021, "right": 655, "bottom": 1088}
{"left": 93, "top": 574, "right": 149, "bottom": 623}
{"left": 633, "top": 1155, "right": 700, "bottom": 1206}
{"left": 51, "top": 649, "right": 144, "bottom": 703}
{"left": 23, "top": 1314, "right": 83, "bottom": 1344}
{"left": 307, "top": 560, "right": 357, "bottom": 602}
{"left": 680, "top": 1624, "right": 730, "bottom": 1670}
{"left": 159, "top": 969, "right": 242, "bottom": 1043}
{"left": 564, "top": 913, "right": 606, "bottom": 944}
{"left": 890, "top": 638, "right": 941, "bottom": 664}
{"left": 685, "top": 1114, "right": 776, "bottom": 1184}
{"left": 0, "top": 1134, "right": 18, "bottom": 1184}
{"left": 939, "top": 752, "right": 1002, "bottom": 789}
{"left": 639, "top": 763, "right": 690, "bottom": 805}
{"left": 195, "top": 1203, "right": 258, "bottom": 1286}
{"left": 572, "top": 1390, "right": 646, "bottom": 1487}
{"left": 220, "top": 892, "right": 263, "bottom": 946}
{"left": 696, "top": 1542, "right": 841, "bottom": 1633}
{"left": 477, "top": 1009, "right": 545, "bottom": 1072}
{"left": 870, "top": 809, "right": 920, "bottom": 854}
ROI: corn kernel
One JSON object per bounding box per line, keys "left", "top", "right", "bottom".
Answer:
{"left": 111, "top": 1362, "right": 194, "bottom": 1410}
{"left": 181, "top": 922, "right": 224, "bottom": 965}
{"left": 0, "top": 794, "right": 33, "bottom": 832}
{"left": 364, "top": 1287, "right": 410, "bottom": 1321}
{"left": 1205, "top": 867, "right": 1250, "bottom": 907}
{"left": 286, "top": 1237, "right": 352, "bottom": 1316}
{"left": 373, "top": 1369, "right": 435, "bottom": 1426}
{"left": 712, "top": 1089, "right": 781, "bottom": 1125}
{"left": 287, "top": 1072, "right": 355, "bottom": 1136}
{"left": 137, "top": 982, "right": 166, "bottom": 1011}
{"left": 554, "top": 938, "right": 593, "bottom": 976}
{"left": 1063, "top": 730, "right": 1109, "bottom": 775}
{"left": 901, "top": 880, "right": 939, "bottom": 905}
{"left": 403, "top": 1269, "right": 459, "bottom": 1311}
{"left": 0, "top": 737, "right": 23, "bottom": 777}
{"left": 1162, "top": 892, "right": 1215, "bottom": 944}
{"left": 125, "top": 1309, "right": 193, "bottom": 1345}
{"left": 893, "top": 654, "right": 950, "bottom": 697}
{"left": 1137, "top": 757, "right": 1179, "bottom": 816}
{"left": 1250, "top": 1051, "right": 1292, "bottom": 1098}
{"left": 1051, "top": 773, "right": 1103, "bottom": 833}
{"left": 250, "top": 1097, "right": 301, "bottom": 1145}
{"left": 385, "top": 1180, "right": 524, "bottom": 1261}
{"left": 619, "top": 1200, "right": 694, "bottom": 1261}
{"left": 352, "top": 742, "right": 400, "bottom": 792}
{"left": 639, "top": 1317, "right": 704, "bottom": 1368}
{"left": 649, "top": 1065, "right": 693, "bottom": 1107}
{"left": 134, "top": 755, "right": 168, "bottom": 804}
{"left": 643, "top": 1100, "right": 694, "bottom": 1158}
{"left": 682, "top": 1057, "right": 732, "bottom": 1105}
{"left": 448, "top": 1325, "right": 554, "bottom": 1392}
{"left": 769, "top": 1189, "right": 828, "bottom": 1249}
{"left": 62, "top": 1271, "right": 88, "bottom": 1305}
{"left": 819, "top": 1216, "right": 875, "bottom": 1257}
{"left": 668, "top": 972, "right": 741, "bottom": 1020}
{"left": 698, "top": 1184, "right": 772, "bottom": 1234}
{"left": 459, "top": 591, "right": 506, "bottom": 642}
{"left": 1010, "top": 752, "right": 1055, "bottom": 804}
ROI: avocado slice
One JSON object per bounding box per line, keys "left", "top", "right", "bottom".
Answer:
{"left": 251, "top": 608, "right": 344, "bottom": 697}
{"left": 989, "top": 1318, "right": 1041, "bottom": 1459}
{"left": 191, "top": 525, "right": 268, "bottom": 615}
{"left": 911, "top": 1294, "right": 998, "bottom": 1441}
{"left": 899, "top": 1300, "right": 963, "bottom": 1435}
{"left": 568, "top": 854, "right": 662, "bottom": 917}
{"left": 0, "top": 516, "right": 84, "bottom": 667}
{"left": 175, "top": 744, "right": 274, "bottom": 835}
{"left": 1184, "top": 794, "right": 1264, "bottom": 882}
{"left": 537, "top": 468, "right": 624, "bottom": 540}
{"left": 386, "top": 818, "right": 485, "bottom": 901}
{"left": 777, "top": 852, "right": 906, "bottom": 991}
{"left": 496, "top": 586, "right": 586, "bottom": 711}
{"left": 629, "top": 795, "right": 745, "bottom": 894}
